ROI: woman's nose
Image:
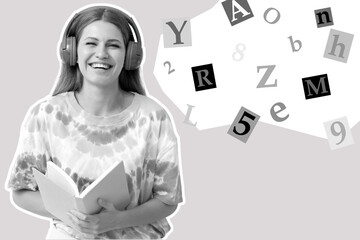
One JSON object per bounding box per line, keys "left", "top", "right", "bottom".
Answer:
{"left": 95, "top": 45, "right": 108, "bottom": 59}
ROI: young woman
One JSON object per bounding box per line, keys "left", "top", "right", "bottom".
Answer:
{"left": 6, "top": 4, "right": 183, "bottom": 239}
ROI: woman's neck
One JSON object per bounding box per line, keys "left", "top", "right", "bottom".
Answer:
{"left": 75, "top": 84, "right": 130, "bottom": 117}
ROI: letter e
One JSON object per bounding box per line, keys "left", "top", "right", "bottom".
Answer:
{"left": 270, "top": 102, "right": 289, "bottom": 122}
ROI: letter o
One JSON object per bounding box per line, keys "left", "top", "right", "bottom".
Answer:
{"left": 264, "top": 7, "right": 281, "bottom": 24}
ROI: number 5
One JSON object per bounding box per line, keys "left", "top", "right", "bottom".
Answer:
{"left": 233, "top": 111, "right": 256, "bottom": 136}
{"left": 228, "top": 107, "right": 260, "bottom": 143}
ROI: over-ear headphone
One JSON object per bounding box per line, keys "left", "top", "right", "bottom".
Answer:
{"left": 60, "top": 6, "right": 143, "bottom": 70}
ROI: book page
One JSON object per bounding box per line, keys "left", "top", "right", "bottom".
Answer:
{"left": 76, "top": 161, "right": 130, "bottom": 214}
{"left": 33, "top": 167, "right": 78, "bottom": 229}
{"left": 47, "top": 161, "right": 79, "bottom": 197}
{"left": 80, "top": 161, "right": 120, "bottom": 198}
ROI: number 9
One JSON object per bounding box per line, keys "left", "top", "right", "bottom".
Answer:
{"left": 330, "top": 121, "right": 346, "bottom": 145}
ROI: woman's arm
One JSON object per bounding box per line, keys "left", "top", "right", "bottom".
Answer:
{"left": 111, "top": 197, "right": 178, "bottom": 228}
{"left": 11, "top": 190, "right": 54, "bottom": 219}
{"left": 67, "top": 197, "right": 178, "bottom": 235}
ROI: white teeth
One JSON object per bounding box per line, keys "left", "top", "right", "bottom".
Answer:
{"left": 90, "top": 63, "right": 111, "bottom": 69}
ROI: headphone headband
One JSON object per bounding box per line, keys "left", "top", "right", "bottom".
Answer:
{"left": 60, "top": 5, "right": 143, "bottom": 70}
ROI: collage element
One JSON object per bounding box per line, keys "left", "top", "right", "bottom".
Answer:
{"left": 154, "top": 0, "right": 357, "bottom": 148}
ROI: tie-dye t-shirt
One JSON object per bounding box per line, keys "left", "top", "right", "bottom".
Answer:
{"left": 7, "top": 91, "right": 183, "bottom": 239}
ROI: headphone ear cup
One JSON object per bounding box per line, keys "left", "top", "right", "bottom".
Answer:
{"left": 124, "top": 41, "right": 143, "bottom": 70}
{"left": 61, "top": 37, "right": 77, "bottom": 66}
{"left": 69, "top": 37, "right": 77, "bottom": 66}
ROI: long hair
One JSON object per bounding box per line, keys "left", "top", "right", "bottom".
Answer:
{"left": 52, "top": 6, "right": 146, "bottom": 96}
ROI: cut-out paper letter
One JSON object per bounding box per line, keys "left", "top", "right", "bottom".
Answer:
{"left": 163, "top": 18, "right": 192, "bottom": 48}
{"left": 324, "top": 29, "right": 354, "bottom": 63}
{"left": 227, "top": 107, "right": 260, "bottom": 143}
{"left": 302, "top": 74, "right": 331, "bottom": 100}
{"left": 314, "top": 7, "right": 334, "bottom": 28}
{"left": 222, "top": 0, "right": 254, "bottom": 26}
{"left": 191, "top": 64, "right": 217, "bottom": 91}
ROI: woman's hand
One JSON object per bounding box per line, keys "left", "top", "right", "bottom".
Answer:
{"left": 66, "top": 198, "right": 122, "bottom": 235}
{"left": 67, "top": 197, "right": 178, "bottom": 235}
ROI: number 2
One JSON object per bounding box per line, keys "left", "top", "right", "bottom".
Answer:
{"left": 164, "top": 61, "right": 175, "bottom": 74}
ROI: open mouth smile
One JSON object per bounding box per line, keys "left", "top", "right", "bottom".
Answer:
{"left": 89, "top": 63, "right": 113, "bottom": 70}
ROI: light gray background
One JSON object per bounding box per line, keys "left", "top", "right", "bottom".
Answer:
{"left": 1, "top": 0, "right": 359, "bottom": 239}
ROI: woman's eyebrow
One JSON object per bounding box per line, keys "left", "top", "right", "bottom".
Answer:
{"left": 83, "top": 37, "right": 122, "bottom": 43}
{"left": 107, "top": 39, "right": 122, "bottom": 43}
{"left": 83, "top": 37, "right": 98, "bottom": 41}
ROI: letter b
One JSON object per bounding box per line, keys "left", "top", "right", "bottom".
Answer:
{"left": 288, "top": 36, "right": 302, "bottom": 52}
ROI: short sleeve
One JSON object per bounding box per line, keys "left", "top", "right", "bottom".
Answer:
{"left": 153, "top": 109, "right": 183, "bottom": 205}
{"left": 6, "top": 101, "right": 50, "bottom": 191}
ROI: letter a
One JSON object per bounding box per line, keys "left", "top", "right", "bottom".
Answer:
{"left": 221, "top": 0, "right": 254, "bottom": 26}
{"left": 232, "top": 0, "right": 251, "bottom": 22}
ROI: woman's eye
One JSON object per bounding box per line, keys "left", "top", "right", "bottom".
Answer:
{"left": 85, "top": 42, "right": 96, "bottom": 46}
{"left": 108, "top": 44, "right": 120, "bottom": 48}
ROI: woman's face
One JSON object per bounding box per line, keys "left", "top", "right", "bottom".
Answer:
{"left": 77, "top": 20, "right": 126, "bottom": 89}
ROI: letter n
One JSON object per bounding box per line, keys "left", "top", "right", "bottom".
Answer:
{"left": 314, "top": 7, "right": 334, "bottom": 28}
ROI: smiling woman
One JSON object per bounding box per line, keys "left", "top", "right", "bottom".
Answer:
{"left": 75, "top": 20, "right": 130, "bottom": 117}
{"left": 77, "top": 21, "right": 126, "bottom": 90}
{"left": 5, "top": 4, "right": 183, "bottom": 240}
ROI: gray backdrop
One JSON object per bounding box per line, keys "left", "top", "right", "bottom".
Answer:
{"left": 1, "top": 0, "right": 359, "bottom": 239}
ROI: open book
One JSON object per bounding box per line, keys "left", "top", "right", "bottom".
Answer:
{"left": 33, "top": 161, "right": 130, "bottom": 228}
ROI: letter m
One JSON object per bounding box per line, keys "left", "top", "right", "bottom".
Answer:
{"left": 302, "top": 74, "right": 331, "bottom": 100}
